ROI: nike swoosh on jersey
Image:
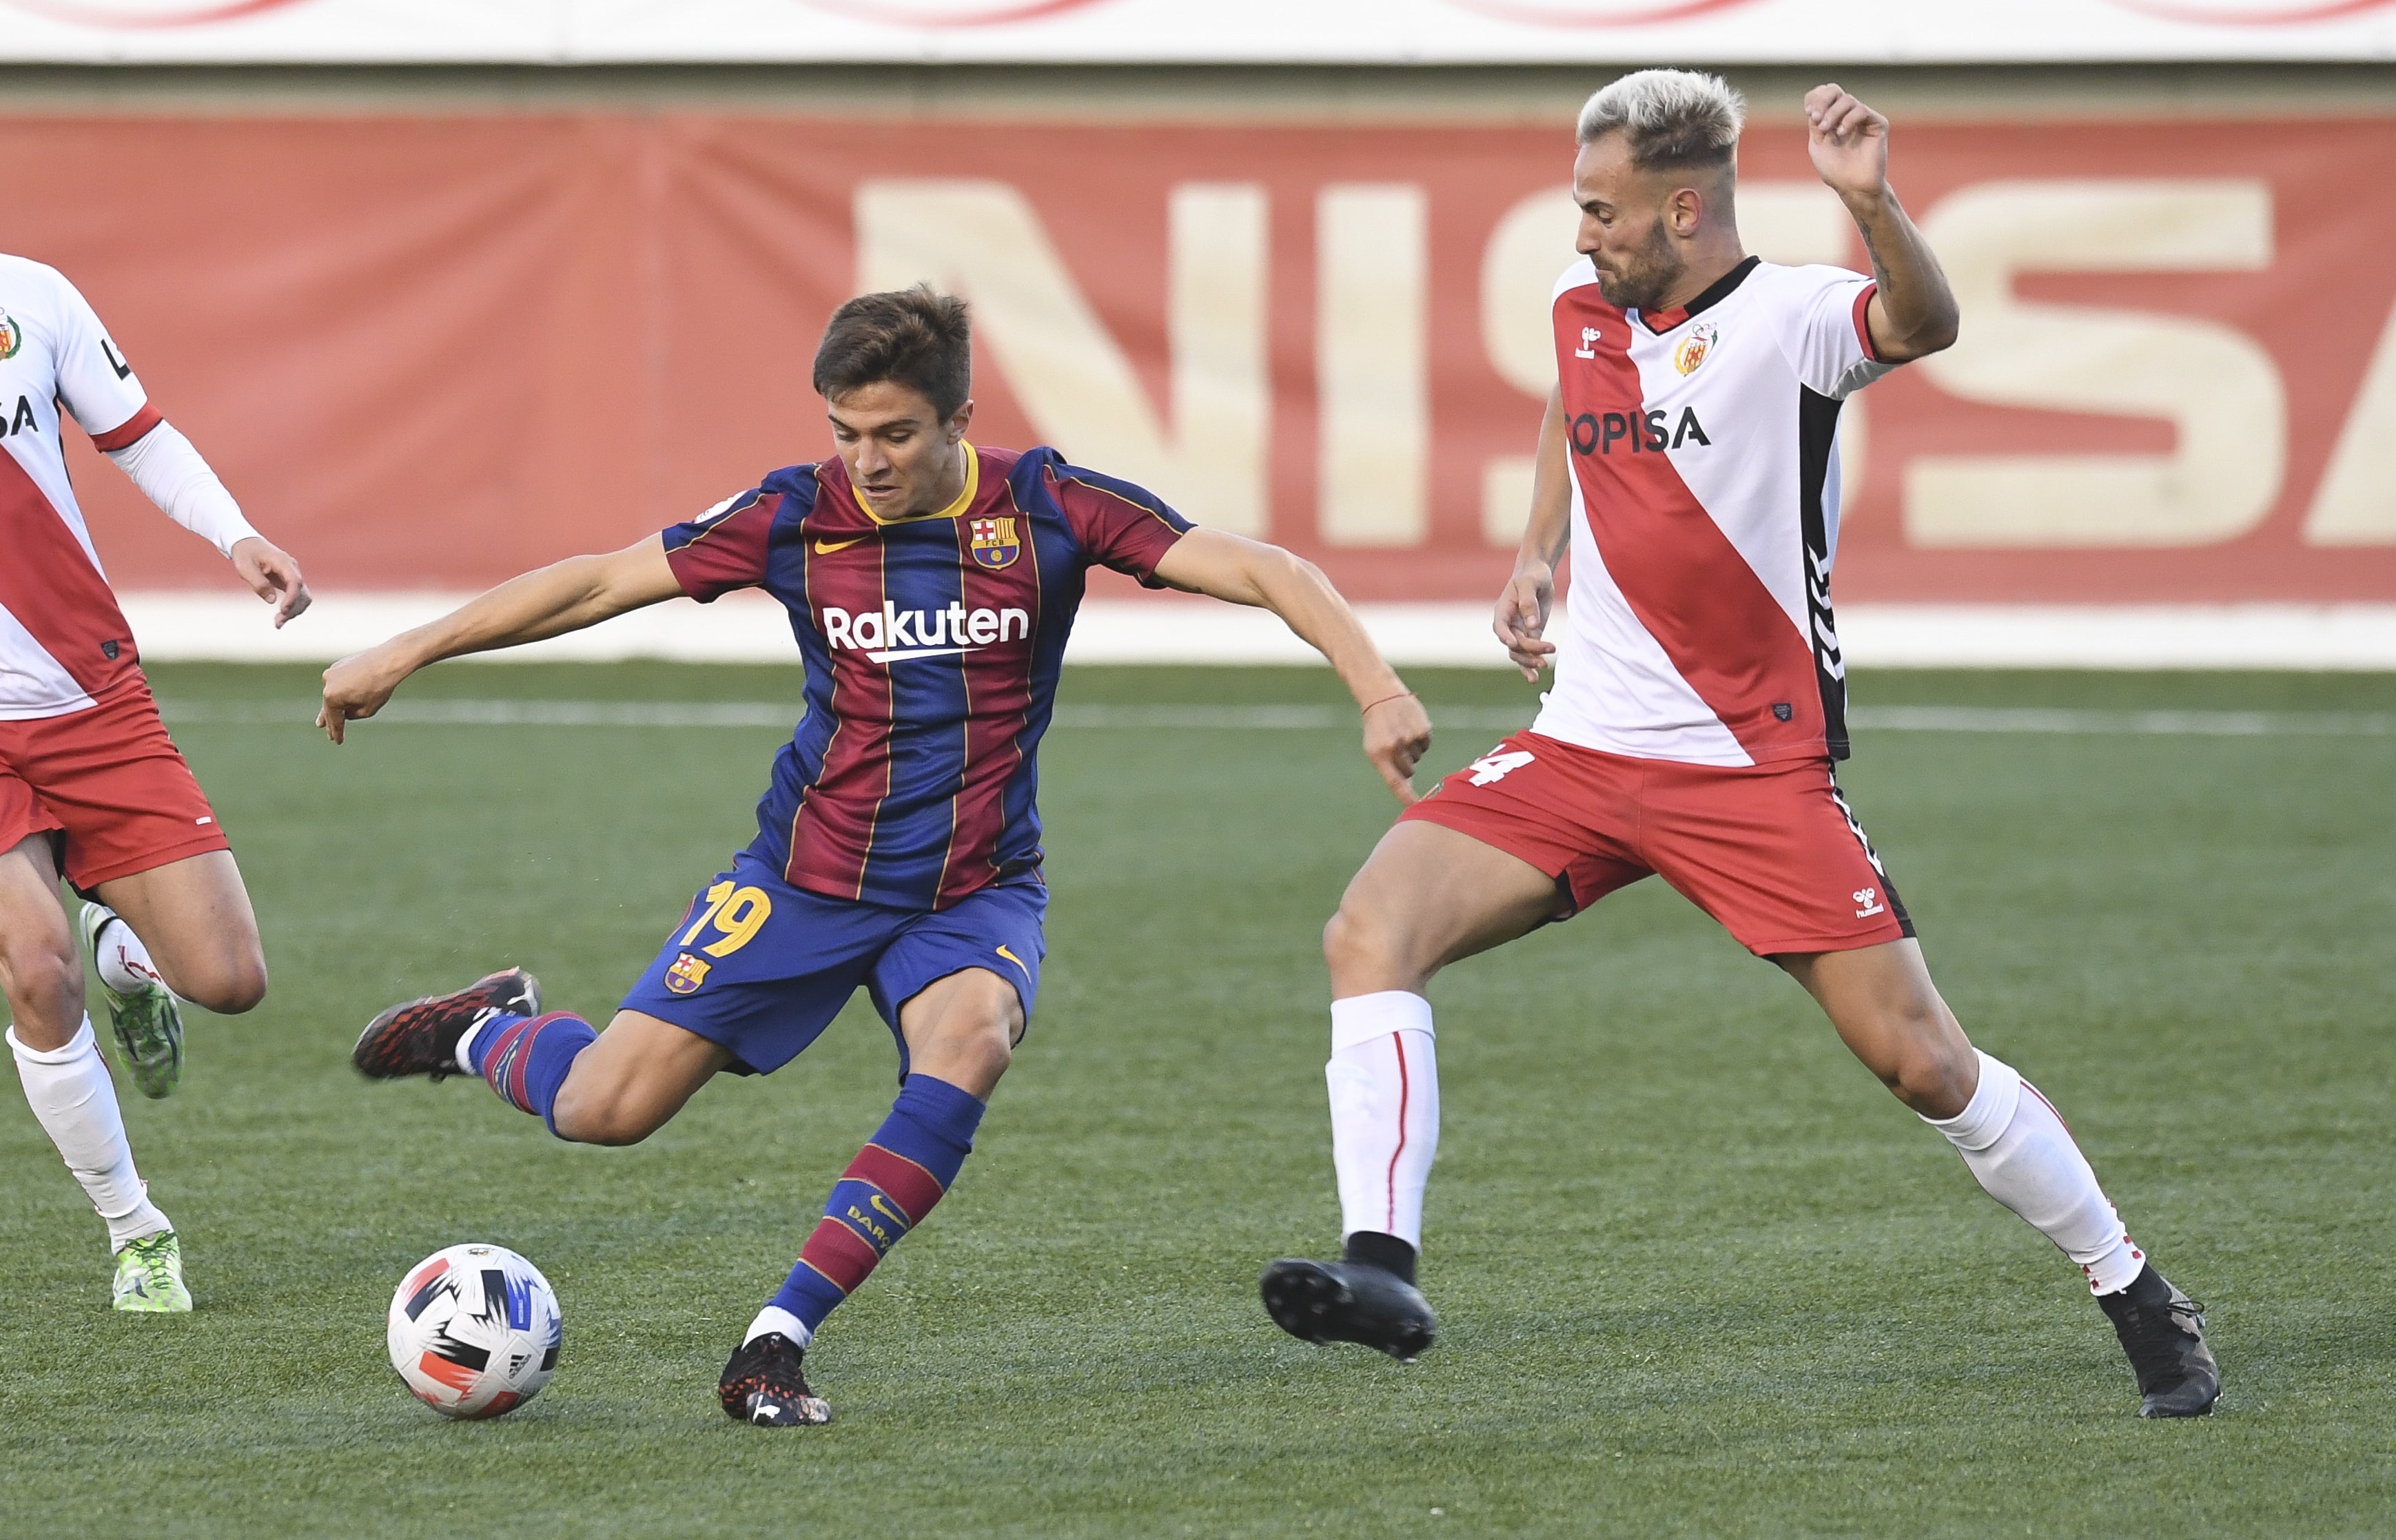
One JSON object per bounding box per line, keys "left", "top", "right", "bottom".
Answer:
{"left": 812, "top": 535, "right": 868, "bottom": 554}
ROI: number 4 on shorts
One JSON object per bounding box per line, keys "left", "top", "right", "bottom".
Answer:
{"left": 1466, "top": 749, "right": 1535, "bottom": 787}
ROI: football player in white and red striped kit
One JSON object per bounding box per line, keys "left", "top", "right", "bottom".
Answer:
{"left": 1260, "top": 74, "right": 2219, "bottom": 1417}
{"left": 0, "top": 254, "right": 308, "bottom": 1311}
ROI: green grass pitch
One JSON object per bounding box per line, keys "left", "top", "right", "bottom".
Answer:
{"left": 1, "top": 661, "right": 2393, "bottom": 1537}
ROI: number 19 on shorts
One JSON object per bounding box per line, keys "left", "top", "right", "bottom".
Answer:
{"left": 679, "top": 881, "right": 772, "bottom": 957}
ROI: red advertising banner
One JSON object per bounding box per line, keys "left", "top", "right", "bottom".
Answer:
{"left": 8, "top": 111, "right": 2396, "bottom": 607}
{"left": 7, "top": 0, "right": 2396, "bottom": 64}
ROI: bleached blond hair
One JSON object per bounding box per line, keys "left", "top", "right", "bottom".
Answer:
{"left": 1575, "top": 69, "right": 1745, "bottom": 173}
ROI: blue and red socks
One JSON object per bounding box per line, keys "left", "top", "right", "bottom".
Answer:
{"left": 464, "top": 1010, "right": 597, "bottom": 1137}
{"left": 458, "top": 1014, "right": 988, "bottom": 1346}
{"left": 746, "top": 1074, "right": 986, "bottom": 1348}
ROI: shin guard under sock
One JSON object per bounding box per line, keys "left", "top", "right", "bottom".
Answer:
{"left": 89, "top": 908, "right": 166, "bottom": 996}
{"left": 1926, "top": 1049, "right": 2146, "bottom": 1295}
{"left": 752, "top": 1074, "right": 986, "bottom": 1346}
{"left": 1327, "top": 991, "right": 1440, "bottom": 1252}
{"left": 10, "top": 1019, "right": 170, "bottom": 1249}
{"left": 469, "top": 1011, "right": 598, "bottom": 1137}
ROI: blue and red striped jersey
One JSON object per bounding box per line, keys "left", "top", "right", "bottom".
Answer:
{"left": 661, "top": 444, "right": 1190, "bottom": 911}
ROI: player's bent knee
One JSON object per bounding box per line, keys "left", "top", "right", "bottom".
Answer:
{"left": 903, "top": 981, "right": 1018, "bottom": 1097}
{"left": 923, "top": 1012, "right": 1013, "bottom": 1089}
{"left": 548, "top": 1086, "right": 666, "bottom": 1147}
{"left": 573, "top": 1116, "right": 662, "bottom": 1149}
{"left": 1885, "top": 1039, "right": 1976, "bottom": 1118}
{"left": 176, "top": 951, "right": 269, "bottom": 1015}
{"left": 544, "top": 1058, "right": 659, "bottom": 1147}
{"left": 976, "top": 1014, "right": 1016, "bottom": 1075}
{"left": 1, "top": 937, "right": 84, "bottom": 1022}
{"left": 1322, "top": 894, "right": 1426, "bottom": 994}
{"left": 1321, "top": 901, "right": 1389, "bottom": 974}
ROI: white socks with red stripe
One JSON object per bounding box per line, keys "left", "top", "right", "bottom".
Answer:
{"left": 89, "top": 908, "right": 165, "bottom": 996}
{"left": 1327, "top": 991, "right": 1440, "bottom": 1251}
{"left": 1324, "top": 1005, "right": 2142, "bottom": 1296}
{"left": 9, "top": 1018, "right": 172, "bottom": 1251}
{"left": 1925, "top": 1049, "right": 2145, "bottom": 1295}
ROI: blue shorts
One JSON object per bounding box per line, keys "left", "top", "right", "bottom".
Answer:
{"left": 620, "top": 851, "right": 1047, "bottom": 1076}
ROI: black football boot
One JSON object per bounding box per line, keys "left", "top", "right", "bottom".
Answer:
{"left": 2098, "top": 1265, "right": 2220, "bottom": 1418}
{"left": 718, "top": 1332, "right": 832, "bottom": 1426}
{"left": 352, "top": 968, "right": 542, "bottom": 1081}
{"left": 1260, "top": 1232, "right": 1437, "bottom": 1363}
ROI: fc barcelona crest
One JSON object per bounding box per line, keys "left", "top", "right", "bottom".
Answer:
{"left": 969, "top": 516, "right": 1021, "bottom": 571}
{"left": 664, "top": 952, "right": 711, "bottom": 995}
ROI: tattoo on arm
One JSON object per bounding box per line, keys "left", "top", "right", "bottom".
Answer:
{"left": 1857, "top": 216, "right": 1892, "bottom": 288}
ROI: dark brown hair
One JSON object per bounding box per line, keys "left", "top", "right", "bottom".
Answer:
{"left": 812, "top": 284, "right": 972, "bottom": 419}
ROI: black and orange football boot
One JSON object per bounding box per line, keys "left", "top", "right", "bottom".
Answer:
{"left": 352, "top": 968, "right": 542, "bottom": 1081}
{"left": 718, "top": 1332, "right": 832, "bottom": 1426}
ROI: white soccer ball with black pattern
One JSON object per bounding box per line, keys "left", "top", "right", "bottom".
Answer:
{"left": 387, "top": 1243, "right": 562, "bottom": 1419}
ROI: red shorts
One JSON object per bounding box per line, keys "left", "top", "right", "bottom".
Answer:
{"left": 0, "top": 679, "right": 228, "bottom": 890}
{"left": 1402, "top": 732, "right": 1912, "bottom": 956}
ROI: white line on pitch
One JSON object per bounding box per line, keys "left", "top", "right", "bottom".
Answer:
{"left": 154, "top": 699, "right": 2396, "bottom": 736}
{"left": 1847, "top": 706, "right": 2395, "bottom": 737}
{"left": 160, "top": 699, "right": 800, "bottom": 728}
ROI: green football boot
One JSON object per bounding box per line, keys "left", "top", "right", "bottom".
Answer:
{"left": 80, "top": 902, "right": 182, "bottom": 1100}
{"left": 112, "top": 1231, "right": 192, "bottom": 1313}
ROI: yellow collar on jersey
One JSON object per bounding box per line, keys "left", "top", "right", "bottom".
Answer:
{"left": 851, "top": 441, "right": 980, "bottom": 525}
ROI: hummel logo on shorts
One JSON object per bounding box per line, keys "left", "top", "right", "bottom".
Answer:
{"left": 1854, "top": 887, "right": 1885, "bottom": 918}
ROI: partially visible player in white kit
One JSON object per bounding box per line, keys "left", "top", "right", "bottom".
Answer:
{"left": 1259, "top": 73, "right": 2220, "bottom": 1417}
{"left": 0, "top": 254, "right": 307, "bottom": 1311}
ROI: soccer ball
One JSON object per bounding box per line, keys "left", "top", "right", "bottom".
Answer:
{"left": 387, "top": 1243, "right": 562, "bottom": 1419}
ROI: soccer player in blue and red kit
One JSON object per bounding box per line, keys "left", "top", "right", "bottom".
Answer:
{"left": 318, "top": 286, "right": 1435, "bottom": 1426}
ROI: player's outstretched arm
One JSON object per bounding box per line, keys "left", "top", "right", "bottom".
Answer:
{"left": 228, "top": 536, "right": 311, "bottom": 628}
{"left": 1494, "top": 384, "right": 1574, "bottom": 683}
{"left": 101, "top": 419, "right": 314, "bottom": 626}
{"left": 53, "top": 266, "right": 314, "bottom": 625}
{"left": 1150, "top": 528, "right": 1433, "bottom": 803}
{"left": 316, "top": 535, "right": 682, "bottom": 743}
{"left": 1805, "top": 83, "right": 1959, "bottom": 362}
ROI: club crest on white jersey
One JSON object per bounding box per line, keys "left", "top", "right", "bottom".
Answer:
{"left": 0, "top": 254, "right": 158, "bottom": 720}
{"left": 1530, "top": 256, "right": 1895, "bottom": 772}
{"left": 1673, "top": 320, "right": 1718, "bottom": 376}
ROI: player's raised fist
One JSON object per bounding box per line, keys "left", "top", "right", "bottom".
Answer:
{"left": 1804, "top": 83, "right": 1890, "bottom": 200}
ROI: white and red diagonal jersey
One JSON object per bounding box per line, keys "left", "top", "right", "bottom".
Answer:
{"left": 1531, "top": 255, "right": 1892, "bottom": 767}
{"left": 0, "top": 255, "right": 158, "bottom": 721}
